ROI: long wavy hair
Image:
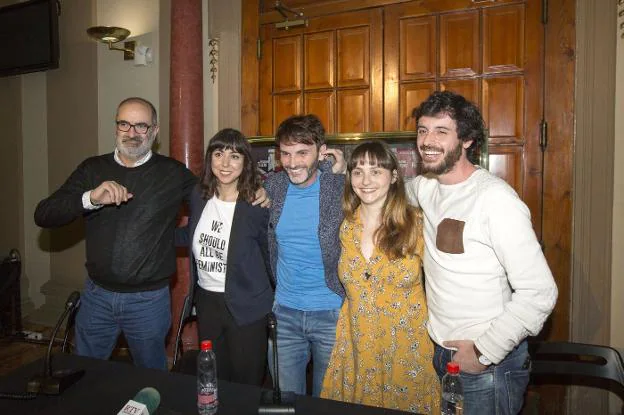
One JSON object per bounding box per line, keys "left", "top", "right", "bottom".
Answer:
{"left": 199, "top": 128, "right": 260, "bottom": 203}
{"left": 343, "top": 140, "right": 421, "bottom": 259}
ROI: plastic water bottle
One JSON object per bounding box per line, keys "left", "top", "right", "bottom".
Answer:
{"left": 197, "top": 340, "right": 218, "bottom": 415}
{"left": 441, "top": 362, "right": 464, "bottom": 415}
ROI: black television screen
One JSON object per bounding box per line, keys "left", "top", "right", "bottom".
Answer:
{"left": 0, "top": 0, "right": 59, "bottom": 77}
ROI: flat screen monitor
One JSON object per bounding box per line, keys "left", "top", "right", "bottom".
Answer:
{"left": 0, "top": 0, "right": 60, "bottom": 77}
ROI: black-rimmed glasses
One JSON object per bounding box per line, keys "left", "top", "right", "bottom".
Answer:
{"left": 116, "top": 120, "right": 153, "bottom": 134}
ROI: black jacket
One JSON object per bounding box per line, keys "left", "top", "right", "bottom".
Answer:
{"left": 176, "top": 185, "right": 274, "bottom": 326}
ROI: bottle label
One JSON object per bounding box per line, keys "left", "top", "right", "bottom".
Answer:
{"left": 198, "top": 383, "right": 218, "bottom": 406}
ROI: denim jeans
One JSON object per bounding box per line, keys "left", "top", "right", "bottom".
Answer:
{"left": 268, "top": 302, "right": 340, "bottom": 397}
{"left": 74, "top": 278, "right": 171, "bottom": 370}
{"left": 433, "top": 340, "right": 530, "bottom": 415}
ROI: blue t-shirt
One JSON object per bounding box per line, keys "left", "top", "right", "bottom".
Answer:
{"left": 275, "top": 174, "right": 342, "bottom": 311}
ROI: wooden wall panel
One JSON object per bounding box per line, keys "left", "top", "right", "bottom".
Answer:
{"left": 258, "top": 8, "right": 381, "bottom": 134}
{"left": 488, "top": 148, "right": 523, "bottom": 197}
{"left": 305, "top": 31, "right": 335, "bottom": 90}
{"left": 273, "top": 94, "right": 302, "bottom": 130}
{"left": 441, "top": 79, "right": 480, "bottom": 107}
{"left": 259, "top": 25, "right": 274, "bottom": 135}
{"left": 400, "top": 16, "right": 436, "bottom": 80}
{"left": 337, "top": 89, "right": 370, "bottom": 132}
{"left": 273, "top": 36, "right": 302, "bottom": 93}
{"left": 440, "top": 11, "right": 479, "bottom": 78}
{"left": 399, "top": 82, "right": 436, "bottom": 131}
{"left": 483, "top": 4, "right": 525, "bottom": 73}
{"left": 305, "top": 91, "right": 335, "bottom": 133}
{"left": 482, "top": 76, "right": 524, "bottom": 143}
{"left": 337, "top": 26, "right": 370, "bottom": 87}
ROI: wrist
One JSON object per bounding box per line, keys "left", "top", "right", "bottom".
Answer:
{"left": 82, "top": 191, "right": 102, "bottom": 210}
{"left": 473, "top": 344, "right": 492, "bottom": 366}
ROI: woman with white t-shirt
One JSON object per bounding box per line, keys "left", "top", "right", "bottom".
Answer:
{"left": 176, "top": 128, "right": 273, "bottom": 385}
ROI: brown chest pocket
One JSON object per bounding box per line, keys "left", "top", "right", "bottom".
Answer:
{"left": 436, "top": 218, "right": 465, "bottom": 254}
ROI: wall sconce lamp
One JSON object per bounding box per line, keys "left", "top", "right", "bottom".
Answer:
{"left": 87, "top": 26, "right": 136, "bottom": 60}
{"left": 87, "top": 26, "right": 153, "bottom": 65}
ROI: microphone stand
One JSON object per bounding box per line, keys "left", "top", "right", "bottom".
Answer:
{"left": 258, "top": 312, "right": 295, "bottom": 414}
{"left": 61, "top": 302, "right": 79, "bottom": 354}
{"left": 27, "top": 291, "right": 85, "bottom": 395}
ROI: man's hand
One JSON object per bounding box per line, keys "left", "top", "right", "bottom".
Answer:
{"left": 252, "top": 187, "right": 271, "bottom": 208}
{"left": 90, "top": 181, "right": 133, "bottom": 206}
{"left": 321, "top": 148, "right": 346, "bottom": 174}
{"left": 443, "top": 339, "right": 488, "bottom": 374}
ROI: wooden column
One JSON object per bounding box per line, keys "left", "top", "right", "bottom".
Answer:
{"left": 168, "top": 0, "right": 203, "bottom": 358}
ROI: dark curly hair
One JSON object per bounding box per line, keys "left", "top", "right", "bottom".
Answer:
{"left": 199, "top": 128, "right": 260, "bottom": 203}
{"left": 412, "top": 91, "right": 485, "bottom": 163}
{"left": 275, "top": 114, "right": 325, "bottom": 148}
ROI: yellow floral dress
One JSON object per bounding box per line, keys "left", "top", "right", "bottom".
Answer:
{"left": 321, "top": 209, "right": 440, "bottom": 414}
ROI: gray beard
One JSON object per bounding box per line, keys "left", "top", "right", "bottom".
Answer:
{"left": 117, "top": 135, "right": 155, "bottom": 160}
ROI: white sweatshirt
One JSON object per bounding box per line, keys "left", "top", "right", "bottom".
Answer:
{"left": 405, "top": 168, "right": 558, "bottom": 364}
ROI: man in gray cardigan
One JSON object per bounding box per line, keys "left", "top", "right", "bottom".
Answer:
{"left": 264, "top": 114, "right": 345, "bottom": 397}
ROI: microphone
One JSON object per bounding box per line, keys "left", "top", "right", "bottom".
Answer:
{"left": 26, "top": 291, "right": 85, "bottom": 395}
{"left": 117, "top": 387, "right": 160, "bottom": 415}
{"left": 258, "top": 312, "right": 296, "bottom": 414}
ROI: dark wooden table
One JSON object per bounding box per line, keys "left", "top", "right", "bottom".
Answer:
{"left": 0, "top": 354, "right": 411, "bottom": 414}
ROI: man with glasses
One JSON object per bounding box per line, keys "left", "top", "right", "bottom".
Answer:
{"left": 35, "top": 97, "right": 197, "bottom": 370}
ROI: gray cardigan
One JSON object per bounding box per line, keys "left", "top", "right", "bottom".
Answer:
{"left": 264, "top": 162, "right": 346, "bottom": 299}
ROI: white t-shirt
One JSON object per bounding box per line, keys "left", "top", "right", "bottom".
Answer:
{"left": 405, "top": 168, "right": 558, "bottom": 364}
{"left": 192, "top": 197, "right": 236, "bottom": 292}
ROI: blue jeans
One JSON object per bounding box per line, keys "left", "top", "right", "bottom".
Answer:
{"left": 75, "top": 278, "right": 171, "bottom": 370}
{"left": 433, "top": 341, "right": 531, "bottom": 415}
{"left": 268, "top": 303, "right": 340, "bottom": 397}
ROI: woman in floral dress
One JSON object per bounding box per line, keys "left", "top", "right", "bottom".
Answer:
{"left": 321, "top": 140, "right": 439, "bottom": 414}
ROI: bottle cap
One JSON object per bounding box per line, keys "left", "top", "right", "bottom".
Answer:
{"left": 200, "top": 340, "right": 213, "bottom": 351}
{"left": 447, "top": 362, "right": 460, "bottom": 374}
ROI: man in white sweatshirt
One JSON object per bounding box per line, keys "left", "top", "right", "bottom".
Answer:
{"left": 405, "top": 91, "right": 558, "bottom": 415}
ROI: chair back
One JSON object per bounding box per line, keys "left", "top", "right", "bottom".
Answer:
{"left": 530, "top": 341, "right": 624, "bottom": 399}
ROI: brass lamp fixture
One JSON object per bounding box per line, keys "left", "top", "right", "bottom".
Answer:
{"left": 86, "top": 26, "right": 135, "bottom": 60}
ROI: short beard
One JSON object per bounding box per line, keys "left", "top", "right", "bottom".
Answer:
{"left": 286, "top": 160, "right": 319, "bottom": 185}
{"left": 420, "top": 140, "right": 463, "bottom": 176}
{"left": 117, "top": 134, "right": 156, "bottom": 161}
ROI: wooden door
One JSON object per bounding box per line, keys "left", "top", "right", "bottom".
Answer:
{"left": 258, "top": 8, "right": 383, "bottom": 135}
{"left": 385, "top": 0, "right": 544, "bottom": 238}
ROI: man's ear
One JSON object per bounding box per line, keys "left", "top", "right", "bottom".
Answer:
{"left": 462, "top": 139, "right": 473, "bottom": 149}
{"left": 318, "top": 144, "right": 327, "bottom": 161}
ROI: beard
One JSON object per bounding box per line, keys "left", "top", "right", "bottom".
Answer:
{"left": 117, "top": 133, "right": 156, "bottom": 161}
{"left": 420, "top": 140, "right": 463, "bottom": 176}
{"left": 285, "top": 160, "right": 319, "bottom": 185}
